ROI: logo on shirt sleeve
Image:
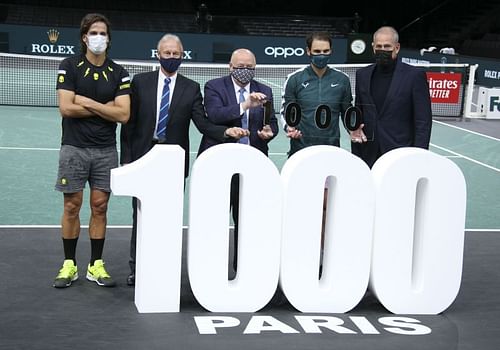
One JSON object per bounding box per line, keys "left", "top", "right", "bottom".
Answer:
{"left": 58, "top": 69, "right": 66, "bottom": 83}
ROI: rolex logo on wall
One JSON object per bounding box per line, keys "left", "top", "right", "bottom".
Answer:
{"left": 32, "top": 28, "right": 75, "bottom": 55}
{"left": 47, "top": 29, "right": 59, "bottom": 44}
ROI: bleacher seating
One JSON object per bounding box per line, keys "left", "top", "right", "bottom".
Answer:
{"left": 2, "top": 0, "right": 499, "bottom": 60}
{"left": 1, "top": 4, "right": 354, "bottom": 37}
{"left": 3, "top": 4, "right": 198, "bottom": 33}
{"left": 415, "top": 0, "right": 500, "bottom": 59}
{"left": 239, "top": 16, "right": 352, "bottom": 37}
{"left": 460, "top": 37, "right": 500, "bottom": 59}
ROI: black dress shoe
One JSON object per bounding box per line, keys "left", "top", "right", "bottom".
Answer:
{"left": 127, "top": 273, "right": 135, "bottom": 286}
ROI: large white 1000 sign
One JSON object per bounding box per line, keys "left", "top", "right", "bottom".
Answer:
{"left": 111, "top": 144, "right": 466, "bottom": 315}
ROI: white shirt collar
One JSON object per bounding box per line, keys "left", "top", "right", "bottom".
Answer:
{"left": 159, "top": 69, "right": 177, "bottom": 84}
{"left": 231, "top": 76, "right": 249, "bottom": 95}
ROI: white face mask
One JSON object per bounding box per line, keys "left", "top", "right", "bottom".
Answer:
{"left": 87, "top": 34, "right": 107, "bottom": 55}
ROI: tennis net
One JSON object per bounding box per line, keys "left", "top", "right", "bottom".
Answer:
{"left": 0, "top": 52, "right": 471, "bottom": 118}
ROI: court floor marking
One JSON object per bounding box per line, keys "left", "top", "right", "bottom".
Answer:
{"left": 0, "top": 146, "right": 58, "bottom": 151}
{"left": 0, "top": 147, "right": 288, "bottom": 156}
{"left": 5, "top": 120, "right": 497, "bottom": 154}
{"left": 430, "top": 142, "right": 500, "bottom": 173}
{"left": 258, "top": 78, "right": 283, "bottom": 89}
{"left": 2, "top": 147, "right": 460, "bottom": 161}
{"left": 434, "top": 119, "right": 500, "bottom": 142}
{"left": 1, "top": 144, "right": 496, "bottom": 172}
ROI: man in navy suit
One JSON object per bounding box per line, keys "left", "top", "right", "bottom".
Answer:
{"left": 349, "top": 26, "right": 432, "bottom": 168}
{"left": 198, "top": 48, "right": 279, "bottom": 272}
{"left": 120, "top": 34, "right": 245, "bottom": 285}
{"left": 198, "top": 48, "right": 278, "bottom": 154}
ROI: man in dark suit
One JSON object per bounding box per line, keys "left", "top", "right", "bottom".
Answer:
{"left": 349, "top": 26, "right": 432, "bottom": 168}
{"left": 198, "top": 48, "right": 278, "bottom": 154}
{"left": 120, "top": 34, "right": 245, "bottom": 286}
{"left": 198, "top": 48, "right": 279, "bottom": 272}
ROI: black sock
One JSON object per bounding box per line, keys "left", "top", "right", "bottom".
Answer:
{"left": 90, "top": 238, "right": 105, "bottom": 266}
{"left": 62, "top": 237, "right": 78, "bottom": 265}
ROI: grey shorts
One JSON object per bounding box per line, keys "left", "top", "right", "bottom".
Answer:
{"left": 55, "top": 145, "right": 118, "bottom": 193}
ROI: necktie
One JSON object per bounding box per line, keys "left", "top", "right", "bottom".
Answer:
{"left": 156, "top": 77, "right": 171, "bottom": 141}
{"left": 238, "top": 88, "right": 249, "bottom": 144}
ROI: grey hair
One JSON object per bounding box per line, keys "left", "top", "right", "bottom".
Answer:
{"left": 373, "top": 26, "right": 399, "bottom": 43}
{"left": 157, "top": 33, "right": 183, "bottom": 52}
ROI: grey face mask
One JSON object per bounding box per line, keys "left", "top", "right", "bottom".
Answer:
{"left": 231, "top": 68, "right": 255, "bottom": 85}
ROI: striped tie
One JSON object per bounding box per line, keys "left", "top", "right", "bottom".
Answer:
{"left": 239, "top": 88, "right": 249, "bottom": 144}
{"left": 156, "top": 77, "right": 171, "bottom": 140}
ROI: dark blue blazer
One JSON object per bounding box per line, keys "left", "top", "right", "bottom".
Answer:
{"left": 198, "top": 75, "right": 278, "bottom": 155}
{"left": 351, "top": 60, "right": 432, "bottom": 167}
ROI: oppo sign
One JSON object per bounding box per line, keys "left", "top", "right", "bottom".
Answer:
{"left": 264, "top": 46, "right": 305, "bottom": 58}
{"left": 111, "top": 144, "right": 466, "bottom": 315}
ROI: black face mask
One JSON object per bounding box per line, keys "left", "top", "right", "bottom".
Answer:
{"left": 374, "top": 50, "right": 394, "bottom": 67}
{"left": 159, "top": 57, "right": 182, "bottom": 73}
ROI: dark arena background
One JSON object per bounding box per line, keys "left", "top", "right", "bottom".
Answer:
{"left": 1, "top": 1, "right": 500, "bottom": 349}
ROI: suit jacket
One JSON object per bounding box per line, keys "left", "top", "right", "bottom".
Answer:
{"left": 352, "top": 60, "right": 432, "bottom": 168}
{"left": 197, "top": 75, "right": 278, "bottom": 155}
{"left": 120, "top": 70, "right": 228, "bottom": 177}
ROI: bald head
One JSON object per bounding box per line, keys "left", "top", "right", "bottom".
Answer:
{"left": 230, "top": 48, "right": 256, "bottom": 70}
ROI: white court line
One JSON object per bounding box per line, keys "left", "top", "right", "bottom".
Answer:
{"left": 258, "top": 78, "right": 283, "bottom": 89}
{"left": 0, "top": 143, "right": 489, "bottom": 169}
{"left": 2, "top": 121, "right": 497, "bottom": 152}
{"left": 0, "top": 146, "right": 59, "bottom": 151}
{"left": 0, "top": 147, "right": 290, "bottom": 156}
{"left": 0, "top": 147, "right": 465, "bottom": 161}
{"left": 430, "top": 143, "right": 500, "bottom": 173}
{"left": 0, "top": 225, "right": 497, "bottom": 232}
{"left": 434, "top": 119, "right": 500, "bottom": 142}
